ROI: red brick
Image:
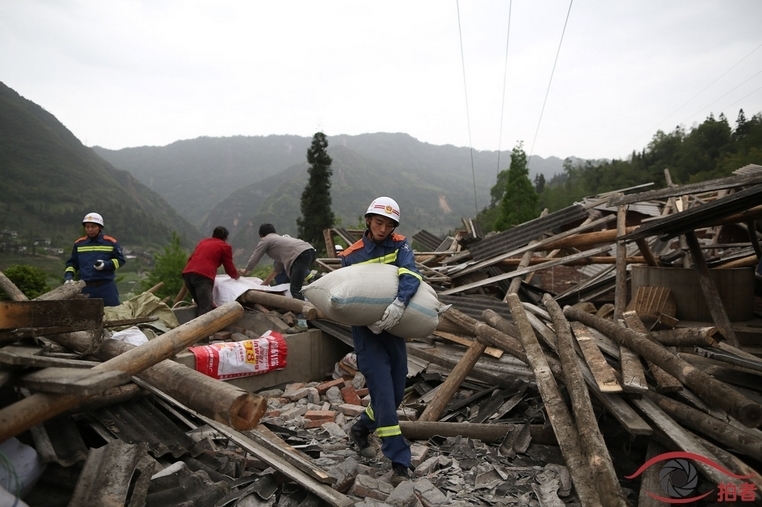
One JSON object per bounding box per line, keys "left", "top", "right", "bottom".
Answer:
{"left": 303, "top": 410, "right": 336, "bottom": 428}
{"left": 316, "top": 378, "right": 345, "bottom": 394}
{"left": 355, "top": 388, "right": 369, "bottom": 397}
{"left": 341, "top": 385, "right": 362, "bottom": 406}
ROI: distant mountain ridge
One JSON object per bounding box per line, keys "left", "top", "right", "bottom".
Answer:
{"left": 94, "top": 133, "right": 572, "bottom": 246}
{"left": 0, "top": 82, "right": 200, "bottom": 251}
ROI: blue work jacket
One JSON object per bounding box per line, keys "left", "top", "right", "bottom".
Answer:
{"left": 64, "top": 233, "right": 126, "bottom": 282}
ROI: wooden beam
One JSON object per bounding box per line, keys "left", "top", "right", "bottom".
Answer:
{"left": 441, "top": 244, "right": 613, "bottom": 296}
{"left": 543, "top": 295, "right": 628, "bottom": 507}
{"left": 563, "top": 306, "right": 762, "bottom": 428}
{"left": 523, "top": 310, "right": 652, "bottom": 436}
{"left": 569, "top": 322, "right": 622, "bottom": 393}
{"left": 0, "top": 302, "right": 245, "bottom": 442}
{"left": 622, "top": 311, "right": 682, "bottom": 394}
{"left": 239, "top": 290, "right": 320, "bottom": 320}
{"left": 506, "top": 294, "right": 603, "bottom": 505}
{"left": 684, "top": 231, "right": 739, "bottom": 346}
{"left": 451, "top": 214, "right": 616, "bottom": 280}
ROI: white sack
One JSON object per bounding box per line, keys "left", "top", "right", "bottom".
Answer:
{"left": 213, "top": 275, "right": 291, "bottom": 306}
{"left": 303, "top": 263, "right": 444, "bottom": 338}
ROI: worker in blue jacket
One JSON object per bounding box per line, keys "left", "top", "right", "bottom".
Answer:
{"left": 64, "top": 212, "right": 126, "bottom": 307}
{"left": 338, "top": 196, "right": 421, "bottom": 486}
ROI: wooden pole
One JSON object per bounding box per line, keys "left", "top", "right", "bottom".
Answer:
{"left": 34, "top": 280, "right": 86, "bottom": 301}
{"left": 0, "top": 271, "right": 28, "bottom": 301}
{"left": 418, "top": 338, "right": 486, "bottom": 422}
{"left": 684, "top": 231, "right": 739, "bottom": 346}
{"left": 0, "top": 302, "right": 245, "bottom": 441}
{"left": 563, "top": 305, "right": 762, "bottom": 427}
{"left": 650, "top": 327, "right": 718, "bottom": 347}
{"left": 173, "top": 283, "right": 188, "bottom": 307}
{"left": 542, "top": 295, "right": 628, "bottom": 507}
{"left": 538, "top": 226, "right": 637, "bottom": 251}
{"left": 506, "top": 294, "right": 602, "bottom": 506}
{"left": 647, "top": 391, "right": 762, "bottom": 462}
{"left": 398, "top": 420, "right": 556, "bottom": 445}
{"left": 53, "top": 332, "right": 267, "bottom": 431}
{"left": 622, "top": 311, "right": 682, "bottom": 393}
{"left": 505, "top": 209, "right": 549, "bottom": 297}
{"left": 145, "top": 281, "right": 164, "bottom": 294}
{"left": 239, "top": 290, "right": 320, "bottom": 320}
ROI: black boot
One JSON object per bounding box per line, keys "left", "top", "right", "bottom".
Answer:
{"left": 350, "top": 422, "right": 376, "bottom": 458}
{"left": 391, "top": 463, "right": 410, "bottom": 486}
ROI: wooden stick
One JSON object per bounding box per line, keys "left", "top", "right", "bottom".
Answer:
{"left": 647, "top": 391, "right": 762, "bottom": 462}
{"left": 650, "top": 327, "right": 718, "bottom": 347}
{"left": 418, "top": 336, "right": 487, "bottom": 421}
{"left": 0, "top": 271, "right": 28, "bottom": 301}
{"left": 0, "top": 302, "right": 245, "bottom": 441}
{"left": 399, "top": 420, "right": 556, "bottom": 445}
{"left": 239, "top": 290, "right": 320, "bottom": 319}
{"left": 622, "top": 311, "right": 682, "bottom": 393}
{"left": 34, "top": 280, "right": 86, "bottom": 301}
{"left": 684, "top": 231, "right": 739, "bottom": 346}
{"left": 563, "top": 306, "right": 762, "bottom": 427}
{"left": 145, "top": 281, "right": 164, "bottom": 294}
{"left": 506, "top": 294, "right": 602, "bottom": 506}
{"left": 570, "top": 322, "right": 622, "bottom": 393}
{"left": 173, "top": 283, "right": 188, "bottom": 307}
{"left": 523, "top": 311, "right": 652, "bottom": 436}
{"left": 543, "top": 295, "right": 628, "bottom": 507}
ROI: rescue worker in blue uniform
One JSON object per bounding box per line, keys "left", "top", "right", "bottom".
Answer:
{"left": 338, "top": 196, "right": 421, "bottom": 486}
{"left": 64, "top": 212, "right": 126, "bottom": 307}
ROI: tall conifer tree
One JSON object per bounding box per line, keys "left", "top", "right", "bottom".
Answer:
{"left": 494, "top": 142, "right": 539, "bottom": 231}
{"left": 297, "top": 132, "right": 335, "bottom": 253}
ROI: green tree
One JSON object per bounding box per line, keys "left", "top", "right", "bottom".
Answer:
{"left": 534, "top": 173, "right": 546, "bottom": 194}
{"left": 140, "top": 232, "right": 187, "bottom": 301}
{"left": 297, "top": 132, "right": 335, "bottom": 254}
{"left": 1, "top": 264, "right": 50, "bottom": 300}
{"left": 494, "top": 142, "right": 539, "bottom": 231}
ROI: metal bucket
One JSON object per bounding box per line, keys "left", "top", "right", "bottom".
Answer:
{"left": 631, "top": 265, "right": 754, "bottom": 322}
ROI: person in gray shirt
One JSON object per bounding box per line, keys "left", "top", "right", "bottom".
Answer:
{"left": 239, "top": 224, "right": 316, "bottom": 300}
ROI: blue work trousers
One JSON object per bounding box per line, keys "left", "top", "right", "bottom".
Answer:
{"left": 352, "top": 325, "right": 411, "bottom": 467}
{"left": 82, "top": 280, "right": 120, "bottom": 307}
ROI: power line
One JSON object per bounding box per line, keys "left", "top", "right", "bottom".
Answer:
{"left": 680, "top": 68, "right": 762, "bottom": 126}
{"left": 623, "top": 41, "right": 762, "bottom": 155}
{"left": 527, "top": 0, "right": 573, "bottom": 168}
{"left": 496, "top": 0, "right": 513, "bottom": 177}
{"left": 456, "top": 0, "right": 478, "bottom": 215}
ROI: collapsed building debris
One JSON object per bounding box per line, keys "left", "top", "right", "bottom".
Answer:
{"left": 0, "top": 167, "right": 761, "bottom": 505}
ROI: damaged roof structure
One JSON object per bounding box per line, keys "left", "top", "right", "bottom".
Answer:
{"left": 0, "top": 167, "right": 761, "bottom": 506}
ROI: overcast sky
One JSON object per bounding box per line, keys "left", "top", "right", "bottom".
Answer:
{"left": 2, "top": 1, "right": 762, "bottom": 161}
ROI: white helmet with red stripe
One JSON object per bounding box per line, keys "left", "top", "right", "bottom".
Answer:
{"left": 365, "top": 197, "right": 400, "bottom": 226}
{"left": 82, "top": 212, "right": 104, "bottom": 227}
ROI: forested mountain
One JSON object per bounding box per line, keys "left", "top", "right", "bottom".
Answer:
{"left": 95, "top": 133, "right": 568, "bottom": 236}
{"left": 539, "top": 111, "right": 762, "bottom": 211}
{"left": 0, "top": 82, "right": 200, "bottom": 250}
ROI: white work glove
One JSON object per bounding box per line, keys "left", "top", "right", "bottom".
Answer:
{"left": 370, "top": 298, "right": 406, "bottom": 333}
{"left": 94, "top": 260, "right": 106, "bottom": 271}
{"left": 64, "top": 279, "right": 75, "bottom": 285}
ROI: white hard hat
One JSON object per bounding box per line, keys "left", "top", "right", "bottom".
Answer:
{"left": 82, "top": 212, "right": 104, "bottom": 227}
{"left": 365, "top": 197, "right": 400, "bottom": 226}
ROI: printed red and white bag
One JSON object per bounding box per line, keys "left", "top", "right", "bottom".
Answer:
{"left": 190, "top": 330, "right": 287, "bottom": 380}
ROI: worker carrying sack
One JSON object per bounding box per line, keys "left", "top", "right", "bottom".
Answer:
{"left": 303, "top": 263, "right": 446, "bottom": 338}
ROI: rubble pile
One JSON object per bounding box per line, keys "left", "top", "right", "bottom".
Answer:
{"left": 0, "top": 168, "right": 761, "bottom": 505}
